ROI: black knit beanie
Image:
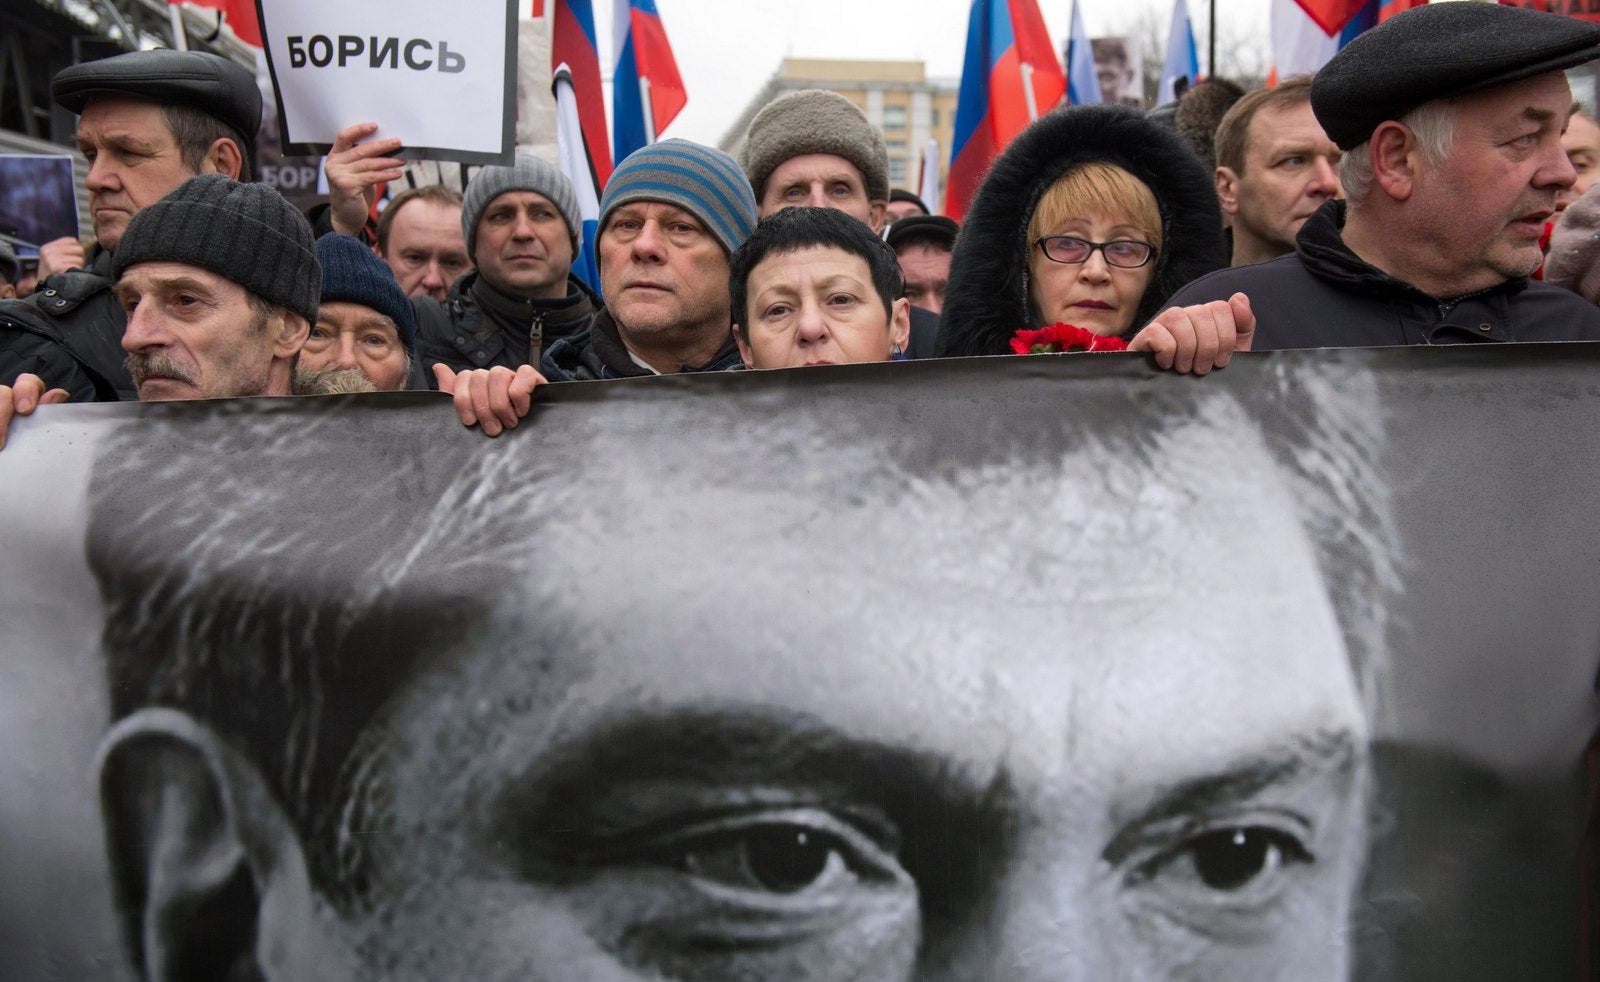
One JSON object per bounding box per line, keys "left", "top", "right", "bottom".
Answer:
{"left": 315, "top": 233, "right": 416, "bottom": 354}
{"left": 113, "top": 174, "right": 320, "bottom": 324}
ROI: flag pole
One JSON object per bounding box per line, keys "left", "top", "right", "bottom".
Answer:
{"left": 169, "top": 4, "right": 189, "bottom": 50}
{"left": 1208, "top": 0, "right": 1216, "bottom": 80}
{"left": 640, "top": 76, "right": 656, "bottom": 144}
{"left": 1020, "top": 62, "right": 1039, "bottom": 119}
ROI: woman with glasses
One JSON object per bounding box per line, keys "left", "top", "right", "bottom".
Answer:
{"left": 937, "top": 105, "right": 1233, "bottom": 363}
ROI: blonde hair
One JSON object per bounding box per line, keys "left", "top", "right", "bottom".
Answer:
{"left": 1027, "top": 162, "right": 1162, "bottom": 251}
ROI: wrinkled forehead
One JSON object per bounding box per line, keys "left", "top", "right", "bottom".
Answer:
{"left": 768, "top": 153, "right": 867, "bottom": 189}
{"left": 536, "top": 397, "right": 1307, "bottom": 622}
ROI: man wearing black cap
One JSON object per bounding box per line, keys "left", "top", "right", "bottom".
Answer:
{"left": 886, "top": 215, "right": 958, "bottom": 315}
{"left": 0, "top": 49, "right": 259, "bottom": 401}
{"left": 886, "top": 188, "right": 931, "bottom": 224}
{"left": 1163, "top": 2, "right": 1600, "bottom": 347}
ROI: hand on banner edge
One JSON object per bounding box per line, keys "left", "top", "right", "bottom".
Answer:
{"left": 1129, "top": 293, "right": 1255, "bottom": 375}
{"left": 434, "top": 363, "right": 545, "bottom": 437}
{"left": 0, "top": 374, "right": 68, "bottom": 451}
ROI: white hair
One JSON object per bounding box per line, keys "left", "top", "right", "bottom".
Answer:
{"left": 1339, "top": 99, "right": 1457, "bottom": 207}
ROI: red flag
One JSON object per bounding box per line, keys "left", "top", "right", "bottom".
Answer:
{"left": 947, "top": 0, "right": 1065, "bottom": 221}
{"left": 169, "top": 0, "right": 262, "bottom": 48}
{"left": 552, "top": 0, "right": 614, "bottom": 188}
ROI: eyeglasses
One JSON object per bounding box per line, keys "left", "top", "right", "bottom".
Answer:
{"left": 1034, "top": 235, "right": 1156, "bottom": 269}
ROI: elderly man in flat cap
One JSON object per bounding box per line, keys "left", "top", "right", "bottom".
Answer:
{"left": 0, "top": 49, "right": 260, "bottom": 403}
{"left": 1164, "top": 2, "right": 1600, "bottom": 347}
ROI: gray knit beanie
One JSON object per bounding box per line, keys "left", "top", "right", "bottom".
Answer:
{"left": 599, "top": 139, "right": 758, "bottom": 256}
{"left": 113, "top": 173, "right": 319, "bottom": 323}
{"left": 739, "top": 89, "right": 891, "bottom": 204}
{"left": 461, "top": 155, "right": 580, "bottom": 261}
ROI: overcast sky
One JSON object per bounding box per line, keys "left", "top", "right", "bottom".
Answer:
{"left": 592, "top": 0, "right": 1273, "bottom": 146}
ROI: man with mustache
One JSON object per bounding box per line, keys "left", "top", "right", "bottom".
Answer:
{"left": 0, "top": 173, "right": 316, "bottom": 438}
{"left": 0, "top": 49, "right": 260, "bottom": 401}
{"left": 1165, "top": 3, "right": 1600, "bottom": 346}
{"left": 113, "top": 174, "right": 316, "bottom": 402}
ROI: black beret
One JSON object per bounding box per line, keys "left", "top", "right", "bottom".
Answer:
{"left": 886, "top": 214, "right": 959, "bottom": 253}
{"left": 1312, "top": 2, "right": 1600, "bottom": 151}
{"left": 52, "top": 50, "right": 261, "bottom": 146}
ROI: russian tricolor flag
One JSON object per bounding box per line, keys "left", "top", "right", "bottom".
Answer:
{"left": 612, "top": 0, "right": 688, "bottom": 162}
{"left": 1271, "top": 0, "right": 1418, "bottom": 81}
{"left": 552, "top": 0, "right": 614, "bottom": 189}
{"left": 1065, "top": 0, "right": 1102, "bottom": 106}
{"left": 555, "top": 68, "right": 604, "bottom": 294}
{"left": 167, "top": 0, "right": 261, "bottom": 47}
{"left": 947, "top": 0, "right": 1065, "bottom": 222}
{"left": 1158, "top": 0, "right": 1201, "bottom": 106}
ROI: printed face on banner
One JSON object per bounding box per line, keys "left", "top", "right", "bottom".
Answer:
{"left": 132, "top": 411, "right": 1367, "bottom": 979}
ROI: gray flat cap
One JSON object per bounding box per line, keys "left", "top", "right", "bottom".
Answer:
{"left": 52, "top": 49, "right": 261, "bottom": 148}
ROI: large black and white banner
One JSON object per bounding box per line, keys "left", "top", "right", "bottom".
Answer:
{"left": 2, "top": 348, "right": 1597, "bottom": 979}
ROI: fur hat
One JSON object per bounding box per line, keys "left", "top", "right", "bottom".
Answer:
{"left": 936, "top": 105, "right": 1225, "bottom": 357}
{"left": 461, "top": 156, "right": 579, "bottom": 261}
{"left": 600, "top": 139, "right": 758, "bottom": 256}
{"left": 739, "top": 89, "right": 890, "bottom": 203}
{"left": 316, "top": 233, "right": 416, "bottom": 354}
{"left": 1313, "top": 3, "right": 1600, "bottom": 151}
{"left": 113, "top": 174, "right": 319, "bottom": 324}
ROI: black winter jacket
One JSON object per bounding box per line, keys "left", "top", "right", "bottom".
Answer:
{"left": 541, "top": 308, "right": 743, "bottom": 381}
{"left": 0, "top": 251, "right": 136, "bottom": 401}
{"left": 937, "top": 105, "right": 1226, "bottom": 357}
{"left": 1166, "top": 200, "right": 1600, "bottom": 347}
{"left": 413, "top": 270, "right": 598, "bottom": 385}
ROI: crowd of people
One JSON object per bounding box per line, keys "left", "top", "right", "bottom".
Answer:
{"left": 2, "top": 1, "right": 1599, "bottom": 440}
{"left": 6, "top": 3, "right": 1600, "bottom": 976}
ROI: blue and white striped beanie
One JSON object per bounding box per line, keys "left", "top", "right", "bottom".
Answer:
{"left": 599, "top": 139, "right": 757, "bottom": 256}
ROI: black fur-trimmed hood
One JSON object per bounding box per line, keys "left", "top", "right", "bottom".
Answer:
{"left": 936, "top": 105, "right": 1226, "bottom": 357}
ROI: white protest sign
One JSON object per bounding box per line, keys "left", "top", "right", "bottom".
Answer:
{"left": 257, "top": 0, "right": 517, "bottom": 164}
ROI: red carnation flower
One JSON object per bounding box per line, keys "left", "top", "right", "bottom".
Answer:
{"left": 1010, "top": 324, "right": 1130, "bottom": 355}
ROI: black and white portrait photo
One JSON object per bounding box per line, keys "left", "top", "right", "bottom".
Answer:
{"left": 1091, "top": 37, "right": 1145, "bottom": 110}
{"left": 1, "top": 348, "right": 1597, "bottom": 979}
